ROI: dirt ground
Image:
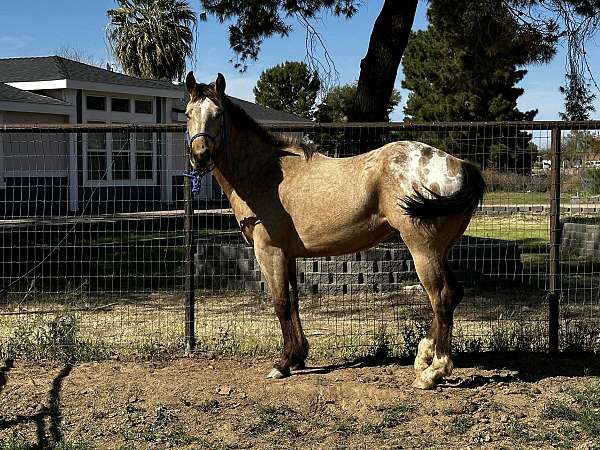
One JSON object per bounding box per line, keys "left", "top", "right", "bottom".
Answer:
{"left": 1, "top": 353, "right": 599, "bottom": 450}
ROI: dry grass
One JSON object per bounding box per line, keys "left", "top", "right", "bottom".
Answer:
{"left": 1, "top": 285, "right": 598, "bottom": 362}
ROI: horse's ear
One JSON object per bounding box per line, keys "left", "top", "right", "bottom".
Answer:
{"left": 215, "top": 73, "right": 226, "bottom": 95}
{"left": 186, "top": 71, "right": 197, "bottom": 96}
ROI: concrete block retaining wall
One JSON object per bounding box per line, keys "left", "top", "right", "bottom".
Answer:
{"left": 195, "top": 235, "right": 523, "bottom": 294}
{"left": 561, "top": 223, "right": 600, "bottom": 259}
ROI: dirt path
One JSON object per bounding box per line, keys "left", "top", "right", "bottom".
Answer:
{"left": 0, "top": 354, "right": 599, "bottom": 449}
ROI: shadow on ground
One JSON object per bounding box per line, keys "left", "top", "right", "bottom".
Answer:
{"left": 294, "top": 351, "right": 600, "bottom": 389}
{"left": 0, "top": 360, "right": 72, "bottom": 448}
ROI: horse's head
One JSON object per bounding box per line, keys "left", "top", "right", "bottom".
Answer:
{"left": 185, "top": 71, "right": 227, "bottom": 171}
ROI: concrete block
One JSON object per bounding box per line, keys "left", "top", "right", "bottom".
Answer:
{"left": 318, "top": 260, "right": 348, "bottom": 273}
{"left": 375, "top": 260, "right": 406, "bottom": 272}
{"left": 348, "top": 261, "right": 376, "bottom": 273}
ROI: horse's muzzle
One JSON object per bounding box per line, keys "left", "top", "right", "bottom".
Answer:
{"left": 190, "top": 151, "right": 212, "bottom": 171}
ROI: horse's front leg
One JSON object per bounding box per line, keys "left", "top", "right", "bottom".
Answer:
{"left": 254, "top": 242, "right": 304, "bottom": 379}
{"left": 288, "top": 258, "right": 309, "bottom": 370}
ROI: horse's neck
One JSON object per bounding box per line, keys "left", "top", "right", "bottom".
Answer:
{"left": 212, "top": 124, "right": 280, "bottom": 199}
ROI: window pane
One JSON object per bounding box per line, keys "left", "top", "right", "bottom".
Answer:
{"left": 112, "top": 98, "right": 130, "bottom": 112}
{"left": 88, "top": 151, "right": 107, "bottom": 180}
{"left": 136, "top": 132, "right": 153, "bottom": 152}
{"left": 136, "top": 153, "right": 153, "bottom": 180}
{"left": 113, "top": 153, "right": 131, "bottom": 180}
{"left": 86, "top": 96, "right": 105, "bottom": 110}
{"left": 112, "top": 130, "right": 130, "bottom": 151}
{"left": 135, "top": 100, "right": 153, "bottom": 114}
{"left": 88, "top": 132, "right": 106, "bottom": 150}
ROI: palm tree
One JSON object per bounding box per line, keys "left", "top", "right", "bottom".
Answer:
{"left": 107, "top": 0, "right": 196, "bottom": 81}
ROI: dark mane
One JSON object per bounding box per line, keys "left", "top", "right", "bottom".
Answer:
{"left": 222, "top": 96, "right": 318, "bottom": 160}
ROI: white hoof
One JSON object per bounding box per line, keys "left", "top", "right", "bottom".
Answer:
{"left": 412, "top": 377, "right": 435, "bottom": 390}
{"left": 266, "top": 368, "right": 286, "bottom": 379}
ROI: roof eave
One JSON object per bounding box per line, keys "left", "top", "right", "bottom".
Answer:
{"left": 0, "top": 100, "right": 73, "bottom": 115}
{"left": 7, "top": 79, "right": 183, "bottom": 99}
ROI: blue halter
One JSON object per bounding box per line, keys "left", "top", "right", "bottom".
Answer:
{"left": 183, "top": 113, "right": 227, "bottom": 195}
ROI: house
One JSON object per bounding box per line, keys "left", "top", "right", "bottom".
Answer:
{"left": 0, "top": 56, "right": 310, "bottom": 215}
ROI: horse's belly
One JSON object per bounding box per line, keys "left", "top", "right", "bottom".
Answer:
{"left": 290, "top": 216, "right": 394, "bottom": 258}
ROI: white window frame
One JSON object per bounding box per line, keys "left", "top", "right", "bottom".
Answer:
{"left": 83, "top": 92, "right": 158, "bottom": 187}
{"left": 83, "top": 122, "right": 157, "bottom": 186}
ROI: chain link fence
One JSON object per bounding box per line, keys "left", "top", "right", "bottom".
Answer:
{"left": 0, "top": 121, "right": 598, "bottom": 361}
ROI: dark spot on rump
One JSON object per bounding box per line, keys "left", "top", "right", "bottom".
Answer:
{"left": 393, "top": 152, "right": 408, "bottom": 166}
{"left": 418, "top": 147, "right": 434, "bottom": 172}
{"left": 429, "top": 182, "right": 441, "bottom": 195}
{"left": 447, "top": 156, "right": 461, "bottom": 177}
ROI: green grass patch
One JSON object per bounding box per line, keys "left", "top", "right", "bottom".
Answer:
{"left": 542, "top": 392, "right": 600, "bottom": 438}
{"left": 373, "top": 401, "right": 416, "bottom": 428}
{"left": 446, "top": 415, "right": 474, "bottom": 435}
{"left": 331, "top": 415, "right": 358, "bottom": 436}
{"left": 466, "top": 214, "right": 549, "bottom": 248}
{"left": 244, "top": 404, "right": 301, "bottom": 438}
{"left": 484, "top": 191, "right": 571, "bottom": 205}
{"left": 567, "top": 382, "right": 600, "bottom": 408}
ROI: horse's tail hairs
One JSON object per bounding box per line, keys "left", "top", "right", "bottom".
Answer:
{"left": 400, "top": 161, "right": 486, "bottom": 220}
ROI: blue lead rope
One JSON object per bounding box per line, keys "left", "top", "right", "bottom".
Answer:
{"left": 182, "top": 170, "right": 203, "bottom": 195}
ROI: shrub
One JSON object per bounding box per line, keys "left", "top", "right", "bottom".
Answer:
{"left": 584, "top": 168, "right": 600, "bottom": 195}
{"left": 483, "top": 169, "right": 549, "bottom": 192}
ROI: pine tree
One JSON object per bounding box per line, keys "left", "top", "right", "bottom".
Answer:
{"left": 401, "top": 0, "right": 554, "bottom": 171}
{"left": 254, "top": 61, "right": 320, "bottom": 120}
{"left": 559, "top": 72, "right": 596, "bottom": 121}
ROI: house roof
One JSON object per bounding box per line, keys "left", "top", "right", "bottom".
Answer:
{"left": 173, "top": 91, "right": 311, "bottom": 124}
{"left": 0, "top": 56, "right": 180, "bottom": 92}
{"left": 0, "top": 82, "right": 70, "bottom": 106}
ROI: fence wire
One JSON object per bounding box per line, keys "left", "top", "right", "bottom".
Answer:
{"left": 0, "top": 121, "right": 598, "bottom": 361}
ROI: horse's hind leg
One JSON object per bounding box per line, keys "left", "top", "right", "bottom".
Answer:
{"left": 393, "top": 217, "right": 467, "bottom": 389}
{"left": 253, "top": 242, "right": 306, "bottom": 379}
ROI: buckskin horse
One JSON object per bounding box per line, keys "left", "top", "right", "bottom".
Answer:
{"left": 184, "top": 72, "right": 485, "bottom": 389}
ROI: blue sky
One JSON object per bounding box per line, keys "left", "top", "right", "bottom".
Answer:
{"left": 1, "top": 0, "right": 598, "bottom": 121}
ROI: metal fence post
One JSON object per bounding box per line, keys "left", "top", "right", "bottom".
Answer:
{"left": 548, "top": 127, "right": 561, "bottom": 355}
{"left": 184, "top": 158, "right": 196, "bottom": 353}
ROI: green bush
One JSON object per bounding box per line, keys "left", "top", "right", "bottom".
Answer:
{"left": 483, "top": 169, "right": 549, "bottom": 192}
{"left": 584, "top": 168, "right": 600, "bottom": 195}
{"left": 2, "top": 314, "right": 109, "bottom": 362}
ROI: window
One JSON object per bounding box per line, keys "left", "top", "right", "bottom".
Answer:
{"left": 88, "top": 152, "right": 107, "bottom": 181}
{"left": 112, "top": 129, "right": 131, "bottom": 180}
{"left": 85, "top": 123, "right": 155, "bottom": 183}
{"left": 135, "top": 132, "right": 154, "bottom": 180}
{"left": 87, "top": 121, "right": 107, "bottom": 180}
{"left": 135, "top": 100, "right": 153, "bottom": 114}
{"left": 111, "top": 98, "right": 130, "bottom": 113}
{"left": 86, "top": 96, "right": 106, "bottom": 111}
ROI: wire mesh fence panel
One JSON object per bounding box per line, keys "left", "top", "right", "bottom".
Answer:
{"left": 0, "top": 121, "right": 599, "bottom": 361}
{"left": 556, "top": 125, "right": 600, "bottom": 351}
{"left": 0, "top": 126, "right": 190, "bottom": 359}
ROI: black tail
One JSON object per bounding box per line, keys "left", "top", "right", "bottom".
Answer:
{"left": 401, "top": 161, "right": 486, "bottom": 220}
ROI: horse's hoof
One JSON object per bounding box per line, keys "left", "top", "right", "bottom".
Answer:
{"left": 266, "top": 367, "right": 287, "bottom": 379}
{"left": 412, "top": 377, "right": 436, "bottom": 390}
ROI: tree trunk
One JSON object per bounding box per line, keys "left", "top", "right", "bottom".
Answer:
{"left": 348, "top": 0, "right": 418, "bottom": 122}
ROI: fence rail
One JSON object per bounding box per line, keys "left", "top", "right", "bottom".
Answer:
{"left": 0, "top": 120, "right": 599, "bottom": 360}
